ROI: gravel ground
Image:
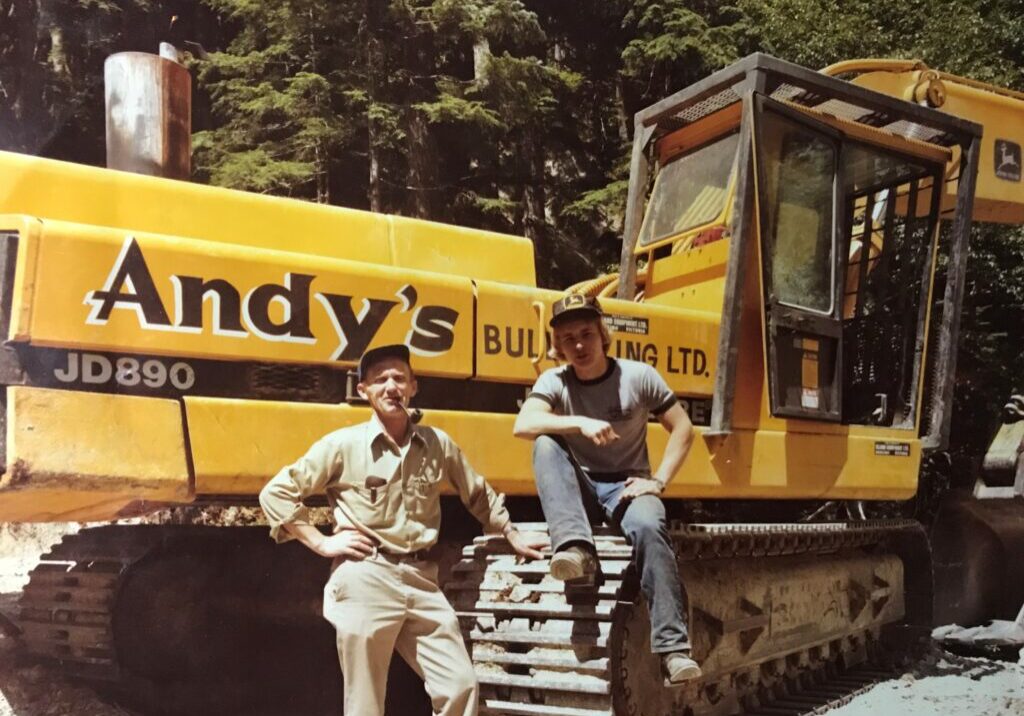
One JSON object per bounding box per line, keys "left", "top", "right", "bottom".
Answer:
{"left": 1, "top": 521, "right": 1022, "bottom": 715}
{"left": 824, "top": 649, "right": 1024, "bottom": 715}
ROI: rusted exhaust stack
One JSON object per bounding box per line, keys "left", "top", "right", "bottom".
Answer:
{"left": 104, "top": 43, "right": 191, "bottom": 180}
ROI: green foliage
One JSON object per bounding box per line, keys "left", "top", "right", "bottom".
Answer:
{"left": 947, "top": 225, "right": 1024, "bottom": 457}
{"left": 623, "top": 0, "right": 747, "bottom": 82}
{"left": 190, "top": 0, "right": 351, "bottom": 200}
{"left": 414, "top": 94, "right": 502, "bottom": 130}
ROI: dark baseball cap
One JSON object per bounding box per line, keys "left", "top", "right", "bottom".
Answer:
{"left": 550, "top": 294, "right": 604, "bottom": 327}
{"left": 358, "top": 344, "right": 411, "bottom": 381}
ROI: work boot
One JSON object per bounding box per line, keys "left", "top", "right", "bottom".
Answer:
{"left": 549, "top": 545, "right": 598, "bottom": 584}
{"left": 662, "top": 652, "right": 702, "bottom": 686}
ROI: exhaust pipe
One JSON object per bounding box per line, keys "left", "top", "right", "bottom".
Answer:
{"left": 104, "top": 43, "right": 191, "bottom": 180}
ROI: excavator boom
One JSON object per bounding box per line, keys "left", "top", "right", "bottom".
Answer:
{"left": 823, "top": 59, "right": 1024, "bottom": 224}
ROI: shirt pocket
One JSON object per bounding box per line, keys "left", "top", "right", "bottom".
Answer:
{"left": 407, "top": 458, "right": 444, "bottom": 512}
{"left": 337, "top": 479, "right": 390, "bottom": 528}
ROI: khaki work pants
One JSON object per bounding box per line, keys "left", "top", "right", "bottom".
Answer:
{"left": 323, "top": 552, "right": 478, "bottom": 716}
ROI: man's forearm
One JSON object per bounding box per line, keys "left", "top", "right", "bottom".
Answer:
{"left": 652, "top": 428, "right": 693, "bottom": 488}
{"left": 513, "top": 412, "right": 585, "bottom": 439}
{"left": 282, "top": 523, "right": 327, "bottom": 554}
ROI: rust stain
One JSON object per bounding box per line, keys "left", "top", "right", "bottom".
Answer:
{"left": 0, "top": 459, "right": 188, "bottom": 495}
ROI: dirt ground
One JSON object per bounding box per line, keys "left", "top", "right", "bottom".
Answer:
{"left": 1, "top": 522, "right": 1022, "bottom": 716}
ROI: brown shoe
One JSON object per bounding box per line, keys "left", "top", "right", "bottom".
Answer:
{"left": 549, "top": 546, "right": 597, "bottom": 583}
{"left": 663, "top": 652, "right": 702, "bottom": 686}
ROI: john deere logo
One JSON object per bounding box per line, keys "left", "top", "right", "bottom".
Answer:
{"left": 995, "top": 139, "right": 1021, "bottom": 182}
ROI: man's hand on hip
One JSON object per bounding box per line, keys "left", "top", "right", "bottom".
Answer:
{"left": 620, "top": 476, "right": 663, "bottom": 501}
{"left": 578, "top": 418, "right": 620, "bottom": 446}
{"left": 315, "top": 529, "right": 376, "bottom": 560}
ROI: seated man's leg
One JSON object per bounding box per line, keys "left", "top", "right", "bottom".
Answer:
{"left": 395, "top": 562, "right": 478, "bottom": 716}
{"left": 532, "top": 435, "right": 596, "bottom": 555}
{"left": 323, "top": 559, "right": 406, "bottom": 715}
{"left": 616, "top": 495, "right": 690, "bottom": 655}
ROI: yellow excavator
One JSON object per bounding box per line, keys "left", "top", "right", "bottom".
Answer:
{"left": 1, "top": 53, "right": 1022, "bottom": 715}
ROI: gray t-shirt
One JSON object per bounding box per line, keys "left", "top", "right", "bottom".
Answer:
{"left": 528, "top": 358, "right": 678, "bottom": 475}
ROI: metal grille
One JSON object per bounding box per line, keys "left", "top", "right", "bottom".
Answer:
{"left": 770, "top": 83, "right": 954, "bottom": 147}
{"left": 668, "top": 87, "right": 741, "bottom": 126}
{"left": 249, "top": 364, "right": 324, "bottom": 399}
{"left": 842, "top": 175, "right": 940, "bottom": 427}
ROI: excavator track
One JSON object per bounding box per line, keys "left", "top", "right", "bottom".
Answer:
{"left": 17, "top": 521, "right": 928, "bottom": 715}
{"left": 17, "top": 526, "right": 163, "bottom": 683}
{"left": 448, "top": 520, "right": 929, "bottom": 716}
{"left": 16, "top": 524, "right": 346, "bottom": 715}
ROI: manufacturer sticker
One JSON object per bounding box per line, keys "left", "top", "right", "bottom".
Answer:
{"left": 995, "top": 139, "right": 1021, "bottom": 182}
{"left": 603, "top": 314, "right": 649, "bottom": 336}
{"left": 874, "top": 441, "right": 910, "bottom": 457}
{"left": 801, "top": 387, "right": 820, "bottom": 409}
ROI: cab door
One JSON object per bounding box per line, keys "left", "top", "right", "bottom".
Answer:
{"left": 754, "top": 96, "right": 845, "bottom": 421}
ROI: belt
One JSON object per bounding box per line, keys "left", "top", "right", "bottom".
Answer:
{"left": 377, "top": 546, "right": 435, "bottom": 562}
{"left": 585, "top": 470, "right": 632, "bottom": 483}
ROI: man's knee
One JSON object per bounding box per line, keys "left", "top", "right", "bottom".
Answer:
{"left": 622, "top": 497, "right": 668, "bottom": 545}
{"left": 532, "top": 435, "right": 576, "bottom": 483}
{"left": 532, "top": 434, "right": 567, "bottom": 463}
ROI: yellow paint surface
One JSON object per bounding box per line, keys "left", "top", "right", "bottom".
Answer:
{"left": 0, "top": 387, "right": 190, "bottom": 520}
{"left": 184, "top": 396, "right": 915, "bottom": 500}
{"left": 0, "top": 151, "right": 535, "bottom": 284}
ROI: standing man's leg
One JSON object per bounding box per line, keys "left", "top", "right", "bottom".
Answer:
{"left": 393, "top": 561, "right": 479, "bottom": 716}
{"left": 323, "top": 558, "right": 406, "bottom": 716}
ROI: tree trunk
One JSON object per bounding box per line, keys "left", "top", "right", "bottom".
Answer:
{"left": 615, "top": 74, "right": 631, "bottom": 144}
{"left": 365, "top": 0, "right": 383, "bottom": 212}
{"left": 48, "top": 25, "right": 68, "bottom": 77}
{"left": 403, "top": 26, "right": 439, "bottom": 219}
{"left": 522, "top": 132, "right": 551, "bottom": 285}
{"left": 406, "top": 109, "right": 437, "bottom": 218}
{"left": 473, "top": 37, "right": 490, "bottom": 85}
{"left": 314, "top": 142, "right": 329, "bottom": 204}
{"left": 307, "top": 8, "right": 329, "bottom": 205}
{"left": 0, "top": 0, "right": 47, "bottom": 154}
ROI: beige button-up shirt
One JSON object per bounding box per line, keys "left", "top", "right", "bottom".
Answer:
{"left": 259, "top": 417, "right": 511, "bottom": 553}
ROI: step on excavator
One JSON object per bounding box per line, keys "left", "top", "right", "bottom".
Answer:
{"left": 1, "top": 51, "right": 1023, "bottom": 715}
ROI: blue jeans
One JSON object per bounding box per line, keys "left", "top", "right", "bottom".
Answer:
{"left": 532, "top": 435, "right": 690, "bottom": 654}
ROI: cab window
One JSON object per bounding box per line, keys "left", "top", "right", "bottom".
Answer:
{"left": 638, "top": 132, "right": 739, "bottom": 248}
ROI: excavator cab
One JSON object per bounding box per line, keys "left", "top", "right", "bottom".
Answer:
{"left": 618, "top": 54, "right": 980, "bottom": 453}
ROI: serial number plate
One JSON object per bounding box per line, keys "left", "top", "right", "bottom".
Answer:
{"left": 54, "top": 351, "right": 196, "bottom": 390}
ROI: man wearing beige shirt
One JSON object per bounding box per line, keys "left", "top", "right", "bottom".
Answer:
{"left": 260, "top": 344, "right": 543, "bottom": 716}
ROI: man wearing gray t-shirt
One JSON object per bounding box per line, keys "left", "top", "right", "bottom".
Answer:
{"left": 513, "top": 294, "right": 700, "bottom": 685}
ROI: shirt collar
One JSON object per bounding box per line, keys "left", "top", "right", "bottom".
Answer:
{"left": 367, "top": 413, "right": 424, "bottom": 451}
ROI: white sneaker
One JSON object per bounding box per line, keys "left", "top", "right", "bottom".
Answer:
{"left": 663, "top": 652, "right": 702, "bottom": 686}
{"left": 549, "top": 546, "right": 597, "bottom": 583}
